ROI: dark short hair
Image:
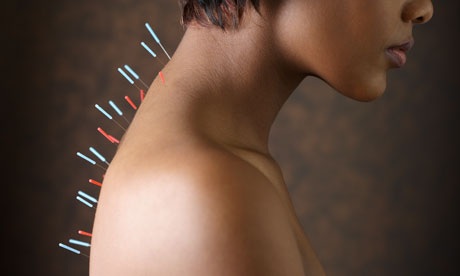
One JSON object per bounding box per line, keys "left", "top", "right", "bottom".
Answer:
{"left": 179, "top": 0, "right": 260, "bottom": 29}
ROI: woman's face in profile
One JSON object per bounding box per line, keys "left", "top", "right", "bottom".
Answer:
{"left": 277, "top": 0, "right": 433, "bottom": 101}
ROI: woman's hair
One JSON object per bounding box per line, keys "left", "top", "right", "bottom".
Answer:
{"left": 179, "top": 0, "right": 260, "bottom": 29}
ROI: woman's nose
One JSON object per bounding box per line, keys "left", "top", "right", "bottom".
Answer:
{"left": 402, "top": 0, "right": 434, "bottom": 25}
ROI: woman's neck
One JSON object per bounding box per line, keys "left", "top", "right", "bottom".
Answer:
{"left": 146, "top": 17, "right": 305, "bottom": 155}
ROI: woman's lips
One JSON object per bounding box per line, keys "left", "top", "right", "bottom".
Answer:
{"left": 386, "top": 39, "right": 414, "bottom": 68}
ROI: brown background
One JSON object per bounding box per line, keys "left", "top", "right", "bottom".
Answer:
{"left": 3, "top": 0, "right": 459, "bottom": 275}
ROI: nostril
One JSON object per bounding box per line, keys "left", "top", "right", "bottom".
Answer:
{"left": 414, "top": 16, "right": 425, "bottom": 24}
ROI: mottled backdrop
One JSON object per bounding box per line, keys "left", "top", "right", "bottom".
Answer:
{"left": 3, "top": 0, "right": 459, "bottom": 275}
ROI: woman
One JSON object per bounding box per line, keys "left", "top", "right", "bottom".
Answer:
{"left": 90, "top": 0, "right": 433, "bottom": 275}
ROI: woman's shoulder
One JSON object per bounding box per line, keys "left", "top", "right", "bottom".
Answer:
{"left": 96, "top": 139, "right": 286, "bottom": 226}
{"left": 90, "top": 141, "right": 305, "bottom": 275}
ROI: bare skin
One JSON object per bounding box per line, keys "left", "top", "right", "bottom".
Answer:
{"left": 90, "top": 1, "right": 433, "bottom": 275}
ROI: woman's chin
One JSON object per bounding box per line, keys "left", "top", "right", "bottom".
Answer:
{"left": 349, "top": 89, "right": 385, "bottom": 102}
{"left": 334, "top": 76, "right": 387, "bottom": 102}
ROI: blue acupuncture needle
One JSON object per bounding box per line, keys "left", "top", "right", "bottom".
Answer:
{"left": 76, "top": 195, "right": 94, "bottom": 208}
{"left": 76, "top": 152, "right": 96, "bottom": 165}
{"left": 78, "top": 190, "right": 98, "bottom": 203}
{"left": 124, "top": 64, "right": 149, "bottom": 89}
{"left": 118, "top": 67, "right": 142, "bottom": 91}
{"left": 59, "top": 243, "right": 89, "bottom": 257}
{"left": 76, "top": 150, "right": 107, "bottom": 171}
{"left": 109, "top": 100, "right": 130, "bottom": 124}
{"left": 69, "top": 239, "right": 91, "bottom": 247}
{"left": 89, "top": 147, "right": 110, "bottom": 166}
{"left": 145, "top": 22, "right": 171, "bottom": 60}
{"left": 95, "top": 103, "right": 127, "bottom": 131}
